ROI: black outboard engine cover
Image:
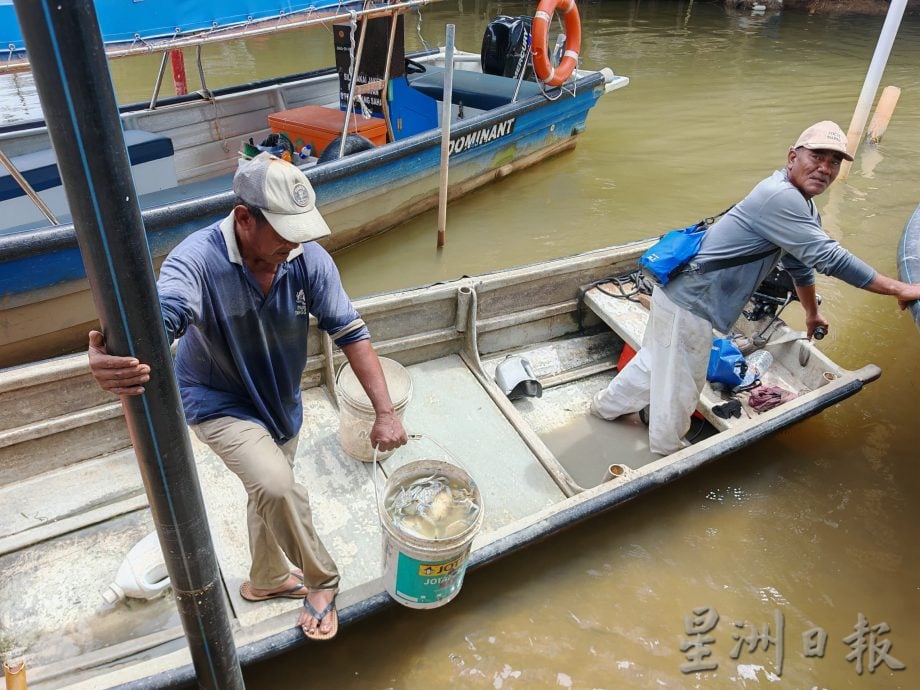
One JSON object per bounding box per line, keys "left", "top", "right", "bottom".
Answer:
{"left": 755, "top": 266, "right": 797, "bottom": 303}
{"left": 745, "top": 267, "right": 799, "bottom": 322}
{"left": 481, "top": 15, "right": 534, "bottom": 80}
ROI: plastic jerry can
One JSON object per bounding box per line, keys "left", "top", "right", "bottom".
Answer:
{"left": 101, "top": 531, "right": 171, "bottom": 603}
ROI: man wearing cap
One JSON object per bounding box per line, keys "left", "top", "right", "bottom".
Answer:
{"left": 592, "top": 120, "right": 920, "bottom": 454}
{"left": 87, "top": 153, "right": 407, "bottom": 640}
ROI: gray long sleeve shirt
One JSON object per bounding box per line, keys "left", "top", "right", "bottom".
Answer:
{"left": 663, "top": 169, "right": 876, "bottom": 332}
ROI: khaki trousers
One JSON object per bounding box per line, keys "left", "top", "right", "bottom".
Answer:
{"left": 191, "top": 416, "right": 339, "bottom": 591}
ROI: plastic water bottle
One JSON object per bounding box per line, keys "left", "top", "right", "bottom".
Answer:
{"left": 736, "top": 349, "right": 773, "bottom": 388}
{"left": 747, "top": 349, "right": 773, "bottom": 377}
{"left": 101, "top": 532, "right": 171, "bottom": 604}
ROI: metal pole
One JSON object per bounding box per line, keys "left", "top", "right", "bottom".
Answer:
{"left": 0, "top": 149, "right": 59, "bottom": 224}
{"left": 839, "top": 0, "right": 907, "bottom": 180}
{"left": 436, "top": 24, "right": 455, "bottom": 249}
{"left": 339, "top": 13, "right": 369, "bottom": 160}
{"left": 380, "top": 13, "right": 401, "bottom": 142}
{"left": 12, "top": 2, "right": 244, "bottom": 687}
{"left": 148, "top": 50, "right": 170, "bottom": 110}
{"left": 171, "top": 49, "right": 188, "bottom": 95}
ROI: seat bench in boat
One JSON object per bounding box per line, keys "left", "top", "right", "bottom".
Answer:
{"left": 0, "top": 129, "right": 176, "bottom": 231}
{"left": 406, "top": 66, "right": 543, "bottom": 110}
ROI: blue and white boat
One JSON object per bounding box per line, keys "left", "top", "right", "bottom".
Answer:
{"left": 1, "top": 0, "right": 357, "bottom": 54}
{"left": 0, "top": 1, "right": 628, "bottom": 367}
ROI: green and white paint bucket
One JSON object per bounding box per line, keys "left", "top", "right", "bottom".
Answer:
{"left": 378, "top": 458, "right": 483, "bottom": 609}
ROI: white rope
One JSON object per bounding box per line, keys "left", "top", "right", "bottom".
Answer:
{"left": 415, "top": 6, "right": 430, "bottom": 51}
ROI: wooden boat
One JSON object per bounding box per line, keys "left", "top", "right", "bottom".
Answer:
{"left": 897, "top": 203, "right": 920, "bottom": 329}
{"left": 0, "top": 241, "right": 880, "bottom": 688}
{"left": 0, "top": 0, "right": 629, "bottom": 368}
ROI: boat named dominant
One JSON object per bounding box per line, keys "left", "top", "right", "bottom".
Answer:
{"left": 449, "top": 118, "right": 516, "bottom": 156}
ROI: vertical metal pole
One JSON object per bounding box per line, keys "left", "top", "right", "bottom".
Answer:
{"left": 339, "top": 13, "right": 368, "bottom": 159}
{"left": 380, "top": 13, "right": 400, "bottom": 142}
{"left": 12, "top": 2, "right": 244, "bottom": 687}
{"left": 839, "top": 0, "right": 907, "bottom": 180}
{"left": 436, "top": 24, "right": 455, "bottom": 249}
{"left": 171, "top": 49, "right": 188, "bottom": 95}
{"left": 148, "top": 50, "right": 170, "bottom": 110}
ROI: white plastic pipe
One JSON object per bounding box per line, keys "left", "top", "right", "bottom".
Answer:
{"left": 840, "top": 0, "right": 907, "bottom": 179}
{"left": 437, "top": 24, "right": 455, "bottom": 248}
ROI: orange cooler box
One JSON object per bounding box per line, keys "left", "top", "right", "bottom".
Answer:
{"left": 268, "top": 105, "right": 387, "bottom": 156}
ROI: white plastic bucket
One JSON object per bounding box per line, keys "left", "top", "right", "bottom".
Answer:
{"left": 379, "top": 459, "right": 483, "bottom": 609}
{"left": 336, "top": 357, "right": 412, "bottom": 461}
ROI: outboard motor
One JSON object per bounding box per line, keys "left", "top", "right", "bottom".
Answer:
{"left": 744, "top": 267, "right": 798, "bottom": 322}
{"left": 480, "top": 15, "right": 534, "bottom": 80}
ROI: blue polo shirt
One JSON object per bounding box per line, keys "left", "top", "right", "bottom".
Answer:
{"left": 157, "top": 214, "right": 369, "bottom": 443}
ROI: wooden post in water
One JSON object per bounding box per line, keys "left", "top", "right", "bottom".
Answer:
{"left": 437, "top": 24, "right": 456, "bottom": 248}
{"left": 866, "top": 85, "right": 901, "bottom": 145}
{"left": 840, "top": 0, "right": 907, "bottom": 180}
{"left": 12, "top": 2, "right": 243, "bottom": 687}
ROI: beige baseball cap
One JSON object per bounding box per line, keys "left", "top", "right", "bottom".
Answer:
{"left": 793, "top": 120, "right": 853, "bottom": 161}
{"left": 233, "top": 152, "right": 330, "bottom": 243}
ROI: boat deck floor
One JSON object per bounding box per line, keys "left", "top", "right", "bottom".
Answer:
{"left": 199, "top": 353, "right": 569, "bottom": 631}
{"left": 6, "top": 347, "right": 664, "bottom": 686}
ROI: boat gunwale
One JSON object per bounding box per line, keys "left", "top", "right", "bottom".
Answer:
{"left": 896, "top": 202, "right": 920, "bottom": 328}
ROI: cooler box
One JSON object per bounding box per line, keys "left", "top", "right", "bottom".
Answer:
{"left": 268, "top": 106, "right": 387, "bottom": 156}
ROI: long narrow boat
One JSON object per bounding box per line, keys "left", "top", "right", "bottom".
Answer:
{"left": 0, "top": 241, "right": 880, "bottom": 688}
{"left": 0, "top": 0, "right": 629, "bottom": 367}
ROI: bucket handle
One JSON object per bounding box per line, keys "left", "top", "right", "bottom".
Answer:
{"left": 372, "top": 441, "right": 389, "bottom": 517}
{"left": 372, "top": 433, "right": 473, "bottom": 518}
{"left": 333, "top": 359, "right": 349, "bottom": 388}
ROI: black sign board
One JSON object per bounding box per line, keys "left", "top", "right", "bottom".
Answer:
{"left": 333, "top": 16, "right": 405, "bottom": 114}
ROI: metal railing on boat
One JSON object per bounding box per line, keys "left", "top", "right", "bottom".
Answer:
{"left": 0, "top": 0, "right": 435, "bottom": 75}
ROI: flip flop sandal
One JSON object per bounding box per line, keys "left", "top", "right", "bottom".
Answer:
{"left": 239, "top": 580, "right": 307, "bottom": 602}
{"left": 302, "top": 593, "right": 338, "bottom": 641}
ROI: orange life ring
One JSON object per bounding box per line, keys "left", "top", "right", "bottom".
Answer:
{"left": 531, "top": 0, "right": 582, "bottom": 87}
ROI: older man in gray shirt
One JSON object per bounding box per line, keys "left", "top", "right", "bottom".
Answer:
{"left": 593, "top": 121, "right": 920, "bottom": 454}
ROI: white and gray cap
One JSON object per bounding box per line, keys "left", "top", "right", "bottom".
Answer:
{"left": 233, "top": 152, "right": 331, "bottom": 243}
{"left": 792, "top": 120, "right": 854, "bottom": 161}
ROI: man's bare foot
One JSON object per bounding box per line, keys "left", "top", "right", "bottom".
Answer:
{"left": 297, "top": 589, "right": 337, "bottom": 639}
